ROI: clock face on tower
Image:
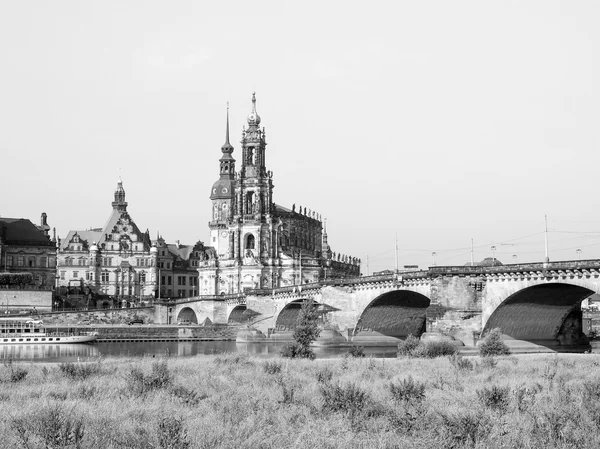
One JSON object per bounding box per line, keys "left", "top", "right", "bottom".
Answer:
{"left": 221, "top": 232, "right": 228, "bottom": 238}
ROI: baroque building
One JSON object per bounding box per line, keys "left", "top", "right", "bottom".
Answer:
{"left": 57, "top": 181, "right": 159, "bottom": 306}
{"left": 154, "top": 236, "right": 201, "bottom": 299}
{"left": 0, "top": 214, "right": 57, "bottom": 290}
{"left": 198, "top": 94, "right": 360, "bottom": 295}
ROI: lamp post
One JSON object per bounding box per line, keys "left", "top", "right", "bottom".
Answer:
{"left": 577, "top": 248, "right": 582, "bottom": 260}
{"left": 512, "top": 254, "right": 517, "bottom": 263}
{"left": 491, "top": 246, "right": 497, "bottom": 265}
{"left": 432, "top": 252, "right": 437, "bottom": 266}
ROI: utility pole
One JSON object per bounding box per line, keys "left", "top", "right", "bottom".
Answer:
{"left": 470, "top": 238, "right": 474, "bottom": 266}
{"left": 394, "top": 234, "right": 398, "bottom": 274}
{"left": 544, "top": 214, "right": 550, "bottom": 263}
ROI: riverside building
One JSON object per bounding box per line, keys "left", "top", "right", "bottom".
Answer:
{"left": 197, "top": 94, "right": 360, "bottom": 295}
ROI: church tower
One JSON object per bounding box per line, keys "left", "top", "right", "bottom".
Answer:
{"left": 209, "top": 106, "right": 236, "bottom": 257}
{"left": 232, "top": 92, "right": 275, "bottom": 265}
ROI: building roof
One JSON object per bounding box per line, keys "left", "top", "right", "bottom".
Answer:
{"left": 0, "top": 218, "right": 54, "bottom": 246}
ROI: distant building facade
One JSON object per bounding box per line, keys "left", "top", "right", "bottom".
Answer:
{"left": 57, "top": 181, "right": 159, "bottom": 306}
{"left": 154, "top": 237, "right": 201, "bottom": 299}
{"left": 0, "top": 214, "right": 57, "bottom": 289}
{"left": 198, "top": 94, "right": 360, "bottom": 295}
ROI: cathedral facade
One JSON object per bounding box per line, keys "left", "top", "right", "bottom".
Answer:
{"left": 197, "top": 94, "right": 360, "bottom": 295}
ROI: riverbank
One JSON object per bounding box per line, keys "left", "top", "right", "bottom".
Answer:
{"left": 2, "top": 353, "right": 600, "bottom": 448}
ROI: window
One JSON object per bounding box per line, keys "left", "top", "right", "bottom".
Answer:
{"left": 159, "top": 262, "right": 164, "bottom": 269}
{"left": 17, "top": 256, "right": 24, "bottom": 267}
{"left": 60, "top": 271, "right": 66, "bottom": 280}
{"left": 40, "top": 256, "right": 47, "bottom": 267}
{"left": 167, "top": 276, "right": 172, "bottom": 285}
{"left": 167, "top": 262, "right": 171, "bottom": 269}
{"left": 101, "top": 271, "right": 110, "bottom": 282}
{"left": 177, "top": 276, "right": 186, "bottom": 286}
{"left": 6, "top": 256, "right": 12, "bottom": 266}
{"left": 65, "top": 257, "right": 72, "bottom": 266}
{"left": 78, "top": 258, "right": 85, "bottom": 266}
{"left": 161, "top": 276, "right": 166, "bottom": 285}
{"left": 28, "top": 257, "right": 35, "bottom": 267}
{"left": 73, "top": 271, "right": 79, "bottom": 278}
{"left": 139, "top": 272, "right": 146, "bottom": 283}
{"left": 178, "top": 289, "right": 185, "bottom": 298}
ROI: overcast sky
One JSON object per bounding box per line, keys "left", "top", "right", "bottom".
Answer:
{"left": 1, "top": 1, "right": 599, "bottom": 273}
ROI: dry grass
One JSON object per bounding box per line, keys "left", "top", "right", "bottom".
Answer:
{"left": 1, "top": 353, "right": 600, "bottom": 448}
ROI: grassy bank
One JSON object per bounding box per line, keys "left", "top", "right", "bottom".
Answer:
{"left": 1, "top": 353, "right": 600, "bottom": 448}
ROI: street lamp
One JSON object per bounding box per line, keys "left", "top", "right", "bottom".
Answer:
{"left": 512, "top": 254, "right": 517, "bottom": 263}
{"left": 491, "top": 246, "right": 497, "bottom": 265}
{"left": 432, "top": 252, "right": 437, "bottom": 266}
{"left": 577, "top": 248, "right": 582, "bottom": 260}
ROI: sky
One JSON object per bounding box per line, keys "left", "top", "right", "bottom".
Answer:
{"left": 1, "top": 1, "right": 600, "bottom": 274}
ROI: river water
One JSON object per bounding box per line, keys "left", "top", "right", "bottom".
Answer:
{"left": 0, "top": 341, "right": 400, "bottom": 362}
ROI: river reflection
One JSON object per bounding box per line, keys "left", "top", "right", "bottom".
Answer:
{"left": 0, "top": 341, "right": 400, "bottom": 362}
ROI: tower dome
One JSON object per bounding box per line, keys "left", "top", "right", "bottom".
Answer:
{"left": 246, "top": 92, "right": 261, "bottom": 126}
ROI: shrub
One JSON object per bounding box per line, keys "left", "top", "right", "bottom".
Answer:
{"left": 478, "top": 328, "right": 511, "bottom": 357}
{"left": 448, "top": 354, "right": 474, "bottom": 371}
{"left": 10, "top": 366, "right": 28, "bottom": 383}
{"left": 169, "top": 384, "right": 207, "bottom": 406}
{"left": 213, "top": 352, "right": 251, "bottom": 365}
{"left": 59, "top": 361, "right": 102, "bottom": 380}
{"left": 476, "top": 385, "right": 511, "bottom": 413}
{"left": 439, "top": 410, "right": 492, "bottom": 447}
{"left": 347, "top": 345, "right": 365, "bottom": 358}
{"left": 389, "top": 376, "right": 426, "bottom": 403}
{"left": 397, "top": 334, "right": 420, "bottom": 357}
{"left": 412, "top": 340, "right": 458, "bottom": 358}
{"left": 263, "top": 360, "right": 282, "bottom": 375}
{"left": 11, "top": 404, "right": 85, "bottom": 449}
{"left": 320, "top": 382, "right": 369, "bottom": 417}
{"left": 157, "top": 415, "right": 190, "bottom": 449}
{"left": 0, "top": 272, "right": 33, "bottom": 285}
{"left": 280, "top": 342, "right": 315, "bottom": 360}
{"left": 125, "top": 361, "right": 173, "bottom": 395}
{"left": 315, "top": 366, "right": 334, "bottom": 383}
{"left": 478, "top": 356, "right": 498, "bottom": 370}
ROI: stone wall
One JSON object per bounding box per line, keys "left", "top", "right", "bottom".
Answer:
{"left": 41, "top": 307, "right": 156, "bottom": 325}
{"left": 0, "top": 289, "right": 52, "bottom": 311}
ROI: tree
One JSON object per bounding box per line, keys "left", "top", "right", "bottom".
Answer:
{"left": 281, "top": 298, "right": 322, "bottom": 359}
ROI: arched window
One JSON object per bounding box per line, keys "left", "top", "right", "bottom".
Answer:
{"left": 245, "top": 234, "right": 255, "bottom": 249}
{"left": 139, "top": 271, "right": 146, "bottom": 283}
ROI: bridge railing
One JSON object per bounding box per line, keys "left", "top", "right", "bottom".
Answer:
{"left": 430, "top": 259, "right": 600, "bottom": 276}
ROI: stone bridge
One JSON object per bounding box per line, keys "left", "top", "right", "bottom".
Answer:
{"left": 159, "top": 259, "right": 600, "bottom": 349}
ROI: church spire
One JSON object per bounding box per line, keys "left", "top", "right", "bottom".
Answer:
{"left": 221, "top": 102, "right": 233, "bottom": 154}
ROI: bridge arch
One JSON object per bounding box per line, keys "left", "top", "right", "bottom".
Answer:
{"left": 176, "top": 307, "right": 198, "bottom": 324}
{"left": 355, "top": 290, "right": 431, "bottom": 338}
{"left": 227, "top": 304, "right": 259, "bottom": 324}
{"left": 483, "top": 282, "right": 592, "bottom": 346}
{"left": 275, "top": 299, "right": 329, "bottom": 331}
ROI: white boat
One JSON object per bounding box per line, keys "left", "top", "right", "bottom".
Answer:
{"left": 0, "top": 320, "right": 98, "bottom": 345}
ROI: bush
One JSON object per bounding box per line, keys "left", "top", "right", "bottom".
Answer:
{"left": 411, "top": 341, "right": 458, "bottom": 358}
{"left": 439, "top": 410, "right": 492, "bottom": 447}
{"left": 389, "top": 376, "right": 426, "bottom": 403}
{"left": 449, "top": 354, "right": 473, "bottom": 371}
{"left": 478, "top": 328, "right": 511, "bottom": 357}
{"left": 59, "top": 361, "right": 101, "bottom": 380}
{"left": 315, "top": 366, "right": 334, "bottom": 383}
{"left": 213, "top": 352, "right": 251, "bottom": 365}
{"left": 10, "top": 366, "right": 28, "bottom": 383}
{"left": 0, "top": 272, "right": 33, "bottom": 286}
{"left": 263, "top": 360, "right": 282, "bottom": 375}
{"left": 11, "top": 404, "right": 85, "bottom": 449}
{"left": 320, "top": 382, "right": 369, "bottom": 417}
{"left": 397, "top": 335, "right": 421, "bottom": 357}
{"left": 125, "top": 361, "right": 173, "bottom": 395}
{"left": 157, "top": 415, "right": 190, "bottom": 449}
{"left": 280, "top": 342, "right": 315, "bottom": 360}
{"left": 347, "top": 345, "right": 365, "bottom": 358}
{"left": 476, "top": 385, "right": 511, "bottom": 413}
